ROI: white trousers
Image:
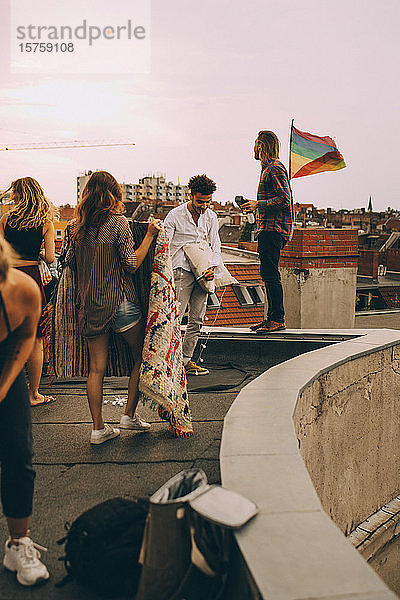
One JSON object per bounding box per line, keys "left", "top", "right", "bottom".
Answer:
{"left": 174, "top": 268, "right": 208, "bottom": 364}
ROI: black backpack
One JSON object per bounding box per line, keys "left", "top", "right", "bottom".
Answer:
{"left": 57, "top": 497, "right": 148, "bottom": 598}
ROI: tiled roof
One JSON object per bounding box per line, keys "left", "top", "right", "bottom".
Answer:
{"left": 205, "top": 264, "right": 264, "bottom": 327}
{"left": 59, "top": 207, "right": 75, "bottom": 219}
{"left": 137, "top": 210, "right": 172, "bottom": 221}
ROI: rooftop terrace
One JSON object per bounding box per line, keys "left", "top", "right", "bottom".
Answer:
{"left": 1, "top": 328, "right": 399, "bottom": 599}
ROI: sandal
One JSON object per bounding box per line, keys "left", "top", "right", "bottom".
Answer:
{"left": 30, "top": 395, "right": 56, "bottom": 407}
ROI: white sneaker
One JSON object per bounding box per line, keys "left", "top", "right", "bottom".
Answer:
{"left": 120, "top": 414, "right": 151, "bottom": 431}
{"left": 3, "top": 537, "right": 50, "bottom": 586}
{"left": 90, "top": 423, "right": 120, "bottom": 444}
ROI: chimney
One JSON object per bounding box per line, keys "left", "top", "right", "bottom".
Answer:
{"left": 280, "top": 229, "right": 358, "bottom": 328}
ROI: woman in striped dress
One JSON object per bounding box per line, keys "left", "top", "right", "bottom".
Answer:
{"left": 65, "top": 171, "right": 161, "bottom": 444}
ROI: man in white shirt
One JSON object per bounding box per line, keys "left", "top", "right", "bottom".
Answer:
{"left": 164, "top": 175, "right": 221, "bottom": 375}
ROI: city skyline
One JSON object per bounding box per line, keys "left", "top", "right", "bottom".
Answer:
{"left": 0, "top": 0, "right": 399, "bottom": 211}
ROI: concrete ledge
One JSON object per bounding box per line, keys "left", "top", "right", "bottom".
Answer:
{"left": 355, "top": 310, "right": 400, "bottom": 331}
{"left": 220, "top": 328, "right": 400, "bottom": 600}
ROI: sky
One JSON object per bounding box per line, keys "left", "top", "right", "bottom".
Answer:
{"left": 0, "top": 0, "right": 399, "bottom": 211}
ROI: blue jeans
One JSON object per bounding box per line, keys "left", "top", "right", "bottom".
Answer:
{"left": 111, "top": 297, "right": 142, "bottom": 333}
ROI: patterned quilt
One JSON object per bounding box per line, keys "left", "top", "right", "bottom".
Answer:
{"left": 138, "top": 229, "right": 193, "bottom": 438}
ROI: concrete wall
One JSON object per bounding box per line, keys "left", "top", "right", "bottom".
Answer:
{"left": 220, "top": 329, "right": 400, "bottom": 600}
{"left": 294, "top": 345, "right": 400, "bottom": 535}
{"left": 282, "top": 267, "right": 357, "bottom": 329}
{"left": 370, "top": 539, "right": 400, "bottom": 595}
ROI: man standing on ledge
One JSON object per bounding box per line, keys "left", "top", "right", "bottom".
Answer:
{"left": 164, "top": 175, "right": 220, "bottom": 375}
{"left": 242, "top": 130, "right": 294, "bottom": 333}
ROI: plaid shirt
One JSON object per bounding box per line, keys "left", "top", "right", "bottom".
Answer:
{"left": 255, "top": 158, "right": 294, "bottom": 243}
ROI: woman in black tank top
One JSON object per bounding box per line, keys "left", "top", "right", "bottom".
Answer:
{"left": 0, "top": 237, "right": 50, "bottom": 585}
{"left": 3, "top": 222, "right": 44, "bottom": 261}
{"left": 0, "top": 177, "right": 56, "bottom": 406}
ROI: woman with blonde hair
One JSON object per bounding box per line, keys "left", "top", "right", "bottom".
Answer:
{"left": 0, "top": 177, "right": 56, "bottom": 406}
{"left": 65, "top": 171, "right": 161, "bottom": 444}
{"left": 0, "top": 237, "right": 49, "bottom": 586}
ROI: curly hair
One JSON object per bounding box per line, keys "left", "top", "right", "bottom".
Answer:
{"left": 0, "top": 238, "right": 17, "bottom": 283}
{"left": 7, "top": 177, "right": 58, "bottom": 230}
{"left": 188, "top": 174, "right": 217, "bottom": 196}
{"left": 73, "top": 171, "right": 124, "bottom": 242}
{"left": 256, "top": 130, "right": 280, "bottom": 164}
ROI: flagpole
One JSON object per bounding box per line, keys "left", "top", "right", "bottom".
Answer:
{"left": 289, "top": 118, "right": 294, "bottom": 179}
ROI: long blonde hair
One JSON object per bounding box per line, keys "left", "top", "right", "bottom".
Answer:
{"left": 73, "top": 171, "right": 124, "bottom": 242}
{"left": 256, "top": 130, "right": 280, "bottom": 165}
{"left": 7, "top": 177, "right": 58, "bottom": 229}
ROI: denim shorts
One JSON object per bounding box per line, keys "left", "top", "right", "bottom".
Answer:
{"left": 111, "top": 297, "right": 142, "bottom": 333}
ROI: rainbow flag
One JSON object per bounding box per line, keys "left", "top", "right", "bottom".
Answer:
{"left": 289, "top": 124, "right": 346, "bottom": 179}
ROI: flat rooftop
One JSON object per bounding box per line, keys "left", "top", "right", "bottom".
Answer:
{"left": 0, "top": 330, "right": 340, "bottom": 600}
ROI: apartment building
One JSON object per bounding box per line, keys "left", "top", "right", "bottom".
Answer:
{"left": 77, "top": 172, "right": 189, "bottom": 204}
{"left": 135, "top": 175, "right": 189, "bottom": 204}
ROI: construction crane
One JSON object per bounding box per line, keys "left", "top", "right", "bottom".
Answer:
{"left": 0, "top": 141, "right": 135, "bottom": 151}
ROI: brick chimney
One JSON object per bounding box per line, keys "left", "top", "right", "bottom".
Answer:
{"left": 280, "top": 229, "right": 358, "bottom": 328}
